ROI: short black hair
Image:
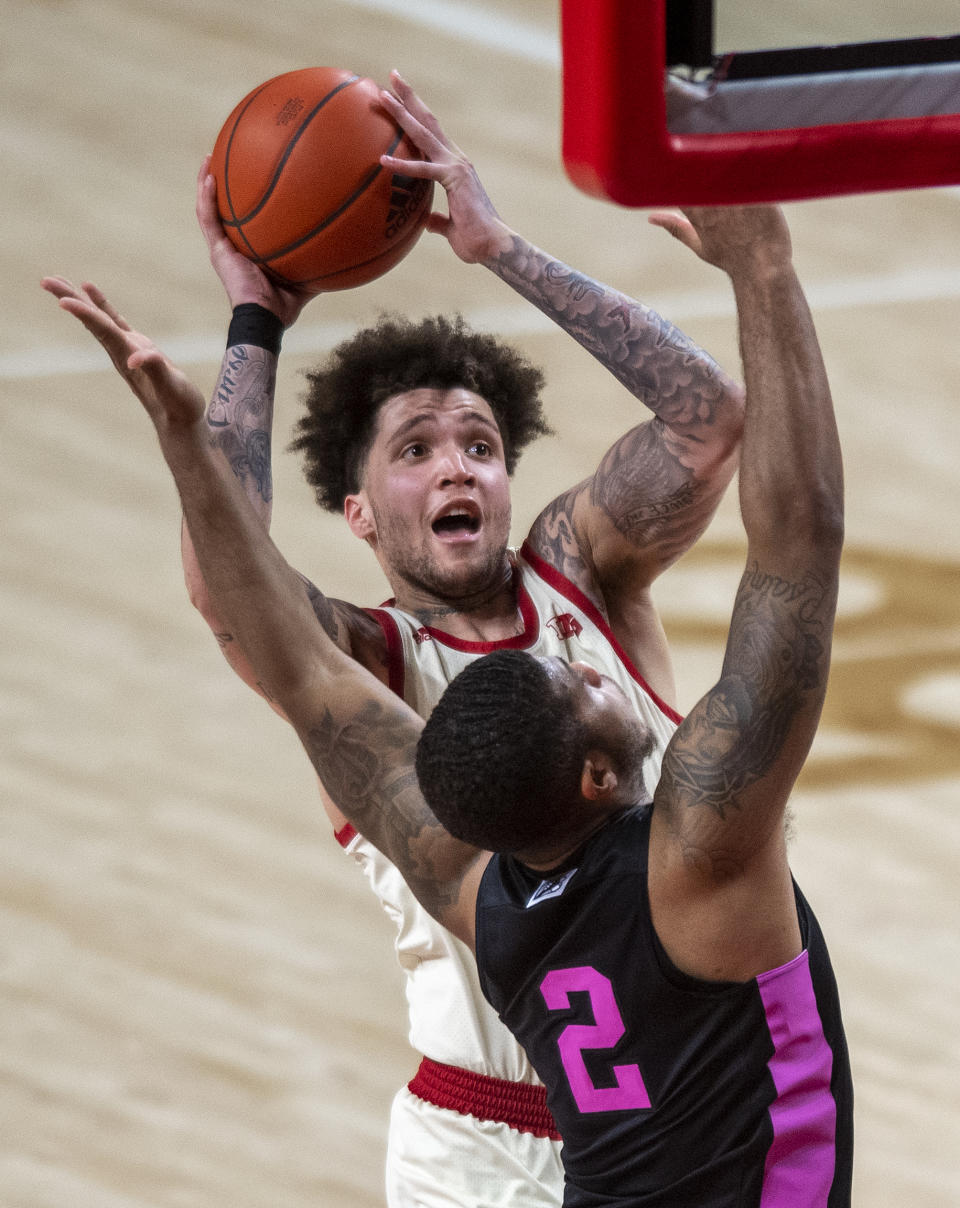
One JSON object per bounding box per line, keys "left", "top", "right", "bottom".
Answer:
{"left": 289, "top": 313, "right": 552, "bottom": 512}
{"left": 414, "top": 650, "right": 587, "bottom": 852}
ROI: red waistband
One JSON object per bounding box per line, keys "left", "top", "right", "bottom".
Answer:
{"left": 407, "top": 1056, "right": 561, "bottom": 1140}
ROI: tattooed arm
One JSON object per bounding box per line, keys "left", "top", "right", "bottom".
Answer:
{"left": 182, "top": 431, "right": 485, "bottom": 946}
{"left": 647, "top": 206, "right": 843, "bottom": 984}
{"left": 380, "top": 83, "right": 742, "bottom": 511}
{"left": 379, "top": 76, "right": 742, "bottom": 696}
{"left": 42, "top": 280, "right": 485, "bottom": 941}
{"left": 182, "top": 161, "right": 388, "bottom": 705}
{"left": 165, "top": 356, "right": 487, "bottom": 947}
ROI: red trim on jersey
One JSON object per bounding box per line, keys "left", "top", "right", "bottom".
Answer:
{"left": 366, "top": 606, "right": 407, "bottom": 698}
{"left": 519, "top": 541, "right": 684, "bottom": 725}
{"left": 408, "top": 1056, "right": 561, "bottom": 1140}
{"left": 329, "top": 610, "right": 404, "bottom": 848}
{"left": 377, "top": 565, "right": 541, "bottom": 653}
{"left": 335, "top": 822, "right": 357, "bottom": 848}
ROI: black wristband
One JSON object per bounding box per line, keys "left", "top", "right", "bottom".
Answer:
{"left": 227, "top": 303, "right": 284, "bottom": 355}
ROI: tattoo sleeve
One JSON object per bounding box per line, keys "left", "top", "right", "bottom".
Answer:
{"left": 659, "top": 560, "right": 835, "bottom": 867}
{"left": 526, "top": 487, "right": 586, "bottom": 585}
{"left": 206, "top": 344, "right": 278, "bottom": 507}
{"left": 303, "top": 699, "right": 463, "bottom": 918}
{"left": 488, "top": 235, "right": 731, "bottom": 422}
{"left": 589, "top": 421, "right": 704, "bottom": 556}
{"left": 498, "top": 237, "right": 742, "bottom": 576}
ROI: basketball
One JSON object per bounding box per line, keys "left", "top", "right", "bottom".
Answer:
{"left": 209, "top": 66, "right": 434, "bottom": 293}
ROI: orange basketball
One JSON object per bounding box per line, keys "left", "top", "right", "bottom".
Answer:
{"left": 209, "top": 66, "right": 434, "bottom": 293}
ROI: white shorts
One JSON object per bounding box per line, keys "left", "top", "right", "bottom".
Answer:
{"left": 385, "top": 1084, "right": 564, "bottom": 1208}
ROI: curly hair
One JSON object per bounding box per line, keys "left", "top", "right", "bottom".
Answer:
{"left": 414, "top": 651, "right": 587, "bottom": 853}
{"left": 289, "top": 313, "right": 552, "bottom": 512}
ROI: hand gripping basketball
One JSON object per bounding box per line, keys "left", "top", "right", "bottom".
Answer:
{"left": 210, "top": 67, "right": 434, "bottom": 292}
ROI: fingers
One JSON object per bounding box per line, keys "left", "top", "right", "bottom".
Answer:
{"left": 379, "top": 150, "right": 445, "bottom": 183}
{"left": 380, "top": 72, "right": 466, "bottom": 168}
{"left": 196, "top": 163, "right": 226, "bottom": 249}
{"left": 648, "top": 211, "right": 702, "bottom": 256}
{"left": 55, "top": 292, "right": 124, "bottom": 345}
{"left": 379, "top": 88, "right": 440, "bottom": 157}
{"left": 41, "top": 275, "right": 89, "bottom": 302}
{"left": 386, "top": 70, "right": 446, "bottom": 141}
{"left": 127, "top": 345, "right": 175, "bottom": 378}
{"left": 81, "top": 282, "right": 133, "bottom": 331}
{"left": 647, "top": 209, "right": 688, "bottom": 236}
{"left": 41, "top": 276, "right": 133, "bottom": 332}
{"left": 425, "top": 212, "right": 451, "bottom": 238}
{"left": 128, "top": 348, "right": 207, "bottom": 426}
{"left": 47, "top": 285, "right": 149, "bottom": 383}
{"left": 378, "top": 79, "right": 474, "bottom": 196}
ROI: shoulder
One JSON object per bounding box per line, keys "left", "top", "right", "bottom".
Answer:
{"left": 318, "top": 595, "right": 391, "bottom": 685}
{"left": 523, "top": 483, "right": 608, "bottom": 610}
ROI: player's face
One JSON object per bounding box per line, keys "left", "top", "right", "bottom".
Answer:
{"left": 347, "top": 387, "right": 513, "bottom": 601}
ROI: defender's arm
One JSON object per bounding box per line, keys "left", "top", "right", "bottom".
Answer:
{"left": 649, "top": 206, "right": 843, "bottom": 982}
{"left": 44, "top": 280, "right": 461, "bottom": 905}
{"left": 173, "top": 405, "right": 488, "bottom": 949}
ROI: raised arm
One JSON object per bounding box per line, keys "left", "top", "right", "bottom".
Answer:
{"left": 170, "top": 388, "right": 486, "bottom": 949}
{"left": 42, "top": 282, "right": 486, "bottom": 945}
{"left": 379, "top": 74, "right": 745, "bottom": 586}
{"left": 152, "top": 348, "right": 487, "bottom": 950}
{"left": 182, "top": 161, "right": 379, "bottom": 701}
{"left": 649, "top": 206, "right": 843, "bottom": 982}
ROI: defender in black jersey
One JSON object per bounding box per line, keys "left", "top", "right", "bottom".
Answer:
{"left": 476, "top": 805, "right": 852, "bottom": 1205}
{"left": 63, "top": 204, "right": 851, "bottom": 1205}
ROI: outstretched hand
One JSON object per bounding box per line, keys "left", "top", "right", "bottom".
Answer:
{"left": 377, "top": 71, "right": 512, "bottom": 264}
{"left": 195, "top": 157, "right": 316, "bottom": 327}
{"left": 648, "top": 205, "right": 792, "bottom": 278}
{"left": 41, "top": 277, "right": 206, "bottom": 432}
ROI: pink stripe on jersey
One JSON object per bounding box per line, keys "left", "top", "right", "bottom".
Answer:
{"left": 757, "top": 950, "right": 837, "bottom": 1207}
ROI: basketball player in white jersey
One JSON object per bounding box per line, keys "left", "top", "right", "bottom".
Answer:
{"left": 43, "top": 76, "right": 744, "bottom": 1208}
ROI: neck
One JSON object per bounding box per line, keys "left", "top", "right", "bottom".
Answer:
{"left": 515, "top": 808, "right": 627, "bottom": 873}
{"left": 391, "top": 556, "right": 519, "bottom": 639}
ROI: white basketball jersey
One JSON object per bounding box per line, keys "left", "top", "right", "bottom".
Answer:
{"left": 338, "top": 542, "right": 681, "bottom": 1079}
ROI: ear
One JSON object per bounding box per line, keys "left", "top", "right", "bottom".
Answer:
{"left": 344, "top": 491, "right": 376, "bottom": 542}
{"left": 580, "top": 751, "right": 619, "bottom": 802}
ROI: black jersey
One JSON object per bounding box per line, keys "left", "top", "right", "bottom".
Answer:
{"left": 475, "top": 806, "right": 853, "bottom": 1207}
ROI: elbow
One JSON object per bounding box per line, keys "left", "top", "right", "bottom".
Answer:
{"left": 691, "top": 381, "right": 747, "bottom": 477}
{"left": 183, "top": 561, "right": 233, "bottom": 637}
{"left": 799, "top": 479, "right": 845, "bottom": 558}
{"left": 183, "top": 563, "right": 214, "bottom": 620}
{"left": 814, "top": 498, "right": 845, "bottom": 558}
{"left": 715, "top": 380, "right": 747, "bottom": 460}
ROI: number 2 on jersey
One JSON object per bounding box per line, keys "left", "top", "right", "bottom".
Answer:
{"left": 540, "top": 966, "right": 651, "bottom": 1113}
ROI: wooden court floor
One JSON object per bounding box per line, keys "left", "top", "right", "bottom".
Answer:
{"left": 3, "top": 2, "right": 960, "bottom": 1204}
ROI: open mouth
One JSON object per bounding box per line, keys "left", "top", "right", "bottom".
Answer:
{"left": 432, "top": 509, "right": 481, "bottom": 537}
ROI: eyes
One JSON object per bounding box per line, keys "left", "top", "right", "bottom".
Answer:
{"left": 400, "top": 438, "right": 496, "bottom": 462}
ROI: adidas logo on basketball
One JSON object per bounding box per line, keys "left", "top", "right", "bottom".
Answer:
{"left": 386, "top": 174, "right": 428, "bottom": 239}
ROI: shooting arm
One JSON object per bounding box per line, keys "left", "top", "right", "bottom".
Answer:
{"left": 513, "top": 236, "right": 745, "bottom": 581}
{"left": 180, "top": 309, "right": 285, "bottom": 696}
{"left": 379, "top": 76, "right": 744, "bottom": 587}
{"left": 185, "top": 166, "right": 376, "bottom": 703}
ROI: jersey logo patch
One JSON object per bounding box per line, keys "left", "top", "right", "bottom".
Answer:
{"left": 547, "top": 612, "right": 583, "bottom": 640}
{"left": 413, "top": 627, "right": 433, "bottom": 645}
{"left": 526, "top": 868, "right": 577, "bottom": 908}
